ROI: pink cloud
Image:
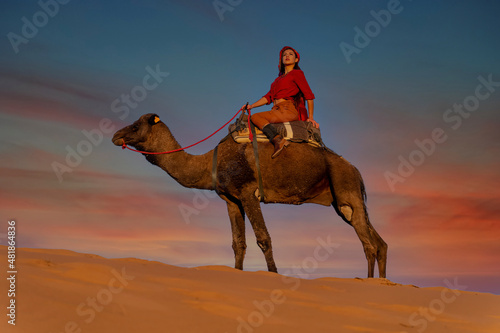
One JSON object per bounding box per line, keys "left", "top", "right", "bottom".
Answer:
{"left": 0, "top": 97, "right": 124, "bottom": 134}
{"left": 0, "top": 70, "right": 112, "bottom": 104}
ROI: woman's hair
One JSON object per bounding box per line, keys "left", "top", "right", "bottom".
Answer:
{"left": 278, "top": 46, "right": 305, "bottom": 110}
{"left": 279, "top": 47, "right": 301, "bottom": 76}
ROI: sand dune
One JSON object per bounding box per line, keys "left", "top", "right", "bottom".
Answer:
{"left": 1, "top": 246, "right": 499, "bottom": 333}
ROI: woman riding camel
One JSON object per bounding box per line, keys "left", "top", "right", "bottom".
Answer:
{"left": 244, "top": 46, "right": 318, "bottom": 158}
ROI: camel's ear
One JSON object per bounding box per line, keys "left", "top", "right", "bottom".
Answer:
{"left": 148, "top": 114, "right": 161, "bottom": 125}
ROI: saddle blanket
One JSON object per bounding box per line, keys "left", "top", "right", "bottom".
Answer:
{"left": 228, "top": 115, "right": 323, "bottom": 147}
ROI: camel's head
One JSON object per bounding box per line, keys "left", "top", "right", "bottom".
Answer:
{"left": 112, "top": 113, "right": 161, "bottom": 147}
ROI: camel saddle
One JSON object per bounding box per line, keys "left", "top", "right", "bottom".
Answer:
{"left": 228, "top": 114, "right": 323, "bottom": 147}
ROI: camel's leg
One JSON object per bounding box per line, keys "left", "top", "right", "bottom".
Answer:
{"left": 336, "top": 201, "right": 378, "bottom": 278}
{"left": 240, "top": 193, "right": 278, "bottom": 273}
{"left": 366, "top": 219, "right": 388, "bottom": 278}
{"left": 225, "top": 199, "right": 247, "bottom": 270}
{"left": 328, "top": 155, "right": 387, "bottom": 278}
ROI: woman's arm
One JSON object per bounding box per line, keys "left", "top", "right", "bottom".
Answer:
{"left": 306, "top": 99, "right": 319, "bottom": 128}
{"left": 243, "top": 97, "right": 268, "bottom": 110}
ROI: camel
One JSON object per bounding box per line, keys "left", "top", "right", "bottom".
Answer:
{"left": 112, "top": 113, "right": 388, "bottom": 278}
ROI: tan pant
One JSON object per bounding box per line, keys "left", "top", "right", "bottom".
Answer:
{"left": 250, "top": 100, "right": 299, "bottom": 130}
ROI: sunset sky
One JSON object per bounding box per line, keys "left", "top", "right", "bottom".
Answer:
{"left": 1, "top": 0, "right": 499, "bottom": 294}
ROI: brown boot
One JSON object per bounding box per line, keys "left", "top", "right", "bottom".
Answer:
{"left": 271, "top": 135, "right": 290, "bottom": 159}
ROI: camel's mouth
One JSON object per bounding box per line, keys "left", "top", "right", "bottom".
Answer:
{"left": 112, "top": 133, "right": 124, "bottom": 146}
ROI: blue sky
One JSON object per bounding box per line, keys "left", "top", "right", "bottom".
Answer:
{"left": 1, "top": 0, "right": 499, "bottom": 294}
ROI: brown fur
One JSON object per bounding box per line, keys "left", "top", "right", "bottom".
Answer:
{"left": 112, "top": 113, "right": 388, "bottom": 278}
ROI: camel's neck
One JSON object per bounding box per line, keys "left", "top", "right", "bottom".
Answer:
{"left": 138, "top": 123, "right": 213, "bottom": 190}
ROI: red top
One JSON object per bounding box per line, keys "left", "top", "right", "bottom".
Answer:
{"left": 263, "top": 69, "right": 315, "bottom": 105}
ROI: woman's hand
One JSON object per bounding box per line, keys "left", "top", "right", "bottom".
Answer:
{"left": 243, "top": 104, "right": 252, "bottom": 110}
{"left": 307, "top": 118, "right": 319, "bottom": 128}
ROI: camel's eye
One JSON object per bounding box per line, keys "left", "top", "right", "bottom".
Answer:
{"left": 131, "top": 124, "right": 140, "bottom": 132}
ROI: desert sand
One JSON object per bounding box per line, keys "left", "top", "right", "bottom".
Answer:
{"left": 1, "top": 246, "right": 499, "bottom": 333}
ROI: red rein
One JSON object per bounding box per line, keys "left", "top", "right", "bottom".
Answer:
{"left": 121, "top": 107, "right": 250, "bottom": 155}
